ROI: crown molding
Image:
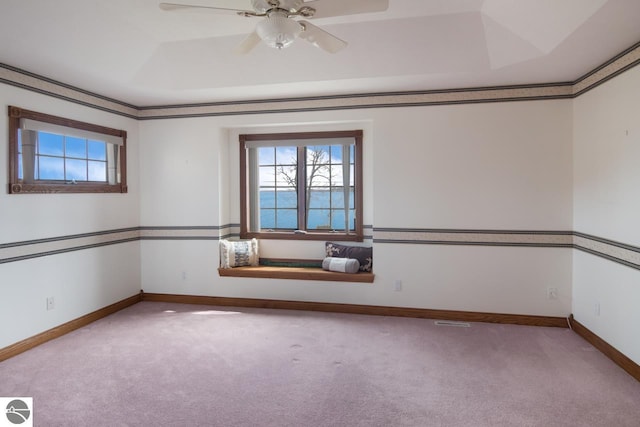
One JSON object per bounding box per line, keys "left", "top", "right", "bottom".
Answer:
{"left": 1, "top": 41, "right": 639, "bottom": 120}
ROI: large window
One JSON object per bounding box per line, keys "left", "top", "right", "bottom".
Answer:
{"left": 240, "top": 130, "right": 363, "bottom": 241}
{"left": 8, "top": 106, "right": 127, "bottom": 194}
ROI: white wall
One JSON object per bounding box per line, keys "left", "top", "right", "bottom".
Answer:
{"left": 2, "top": 61, "right": 638, "bottom": 367}
{"left": 0, "top": 85, "right": 141, "bottom": 349}
{"left": 573, "top": 66, "right": 640, "bottom": 364}
{"left": 140, "top": 101, "right": 573, "bottom": 317}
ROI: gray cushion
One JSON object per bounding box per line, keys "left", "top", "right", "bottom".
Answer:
{"left": 325, "top": 242, "right": 372, "bottom": 272}
{"left": 322, "top": 257, "right": 361, "bottom": 274}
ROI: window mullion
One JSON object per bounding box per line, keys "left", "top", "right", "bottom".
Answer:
{"left": 63, "top": 135, "right": 67, "bottom": 181}
{"left": 85, "top": 139, "right": 89, "bottom": 181}
{"left": 297, "top": 146, "right": 306, "bottom": 231}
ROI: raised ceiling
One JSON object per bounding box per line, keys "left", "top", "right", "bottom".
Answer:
{"left": 1, "top": 0, "right": 639, "bottom": 107}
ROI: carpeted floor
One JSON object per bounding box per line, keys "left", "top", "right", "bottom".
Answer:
{"left": 1, "top": 301, "right": 639, "bottom": 426}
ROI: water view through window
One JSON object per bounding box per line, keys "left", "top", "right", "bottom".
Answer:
{"left": 257, "top": 144, "right": 355, "bottom": 231}
{"left": 240, "top": 129, "right": 363, "bottom": 241}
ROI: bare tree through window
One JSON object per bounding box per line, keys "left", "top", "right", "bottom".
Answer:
{"left": 276, "top": 146, "right": 342, "bottom": 229}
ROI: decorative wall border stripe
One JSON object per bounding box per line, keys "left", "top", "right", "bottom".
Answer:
{"left": 0, "top": 228, "right": 140, "bottom": 264}
{"left": 373, "top": 228, "right": 574, "bottom": 247}
{"left": 135, "top": 85, "right": 574, "bottom": 120}
{"left": 573, "top": 232, "right": 640, "bottom": 253}
{"left": 573, "top": 232, "right": 640, "bottom": 271}
{"left": 1, "top": 41, "right": 639, "bottom": 119}
{"left": 0, "top": 64, "right": 138, "bottom": 119}
{"left": 0, "top": 238, "right": 140, "bottom": 264}
{"left": 0, "top": 227, "right": 139, "bottom": 249}
{"left": 373, "top": 228, "right": 640, "bottom": 271}
{"left": 1, "top": 226, "right": 638, "bottom": 270}
{"left": 572, "top": 41, "right": 640, "bottom": 96}
{"left": 139, "top": 226, "right": 224, "bottom": 241}
{"left": 0, "top": 224, "right": 368, "bottom": 263}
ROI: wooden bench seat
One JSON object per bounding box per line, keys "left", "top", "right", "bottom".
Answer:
{"left": 218, "top": 265, "right": 374, "bottom": 283}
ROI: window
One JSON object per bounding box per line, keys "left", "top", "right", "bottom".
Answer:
{"left": 8, "top": 106, "right": 127, "bottom": 194}
{"left": 240, "top": 130, "right": 363, "bottom": 241}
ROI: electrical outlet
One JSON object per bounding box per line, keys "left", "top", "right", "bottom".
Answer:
{"left": 46, "top": 297, "right": 55, "bottom": 311}
{"left": 181, "top": 271, "right": 187, "bottom": 280}
{"left": 547, "top": 287, "right": 558, "bottom": 300}
{"left": 394, "top": 280, "right": 402, "bottom": 292}
{"left": 594, "top": 302, "right": 600, "bottom": 316}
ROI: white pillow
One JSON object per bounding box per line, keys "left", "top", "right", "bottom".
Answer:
{"left": 219, "top": 238, "right": 259, "bottom": 268}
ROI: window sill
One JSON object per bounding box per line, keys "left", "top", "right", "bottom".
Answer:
{"left": 10, "top": 183, "right": 127, "bottom": 194}
{"left": 241, "top": 231, "right": 363, "bottom": 242}
{"left": 218, "top": 266, "right": 374, "bottom": 283}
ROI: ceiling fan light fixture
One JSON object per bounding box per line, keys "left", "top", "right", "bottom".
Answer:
{"left": 256, "top": 11, "right": 302, "bottom": 49}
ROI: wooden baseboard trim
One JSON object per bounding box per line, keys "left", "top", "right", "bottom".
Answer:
{"left": 569, "top": 315, "right": 640, "bottom": 382}
{"left": 141, "top": 292, "right": 568, "bottom": 328}
{"left": 0, "top": 292, "right": 142, "bottom": 363}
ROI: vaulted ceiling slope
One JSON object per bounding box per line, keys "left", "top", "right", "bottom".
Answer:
{"left": 1, "top": 0, "right": 640, "bottom": 107}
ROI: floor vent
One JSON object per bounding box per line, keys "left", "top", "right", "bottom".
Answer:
{"left": 434, "top": 320, "right": 471, "bottom": 327}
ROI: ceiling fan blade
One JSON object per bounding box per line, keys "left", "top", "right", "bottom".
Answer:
{"left": 235, "top": 31, "right": 262, "bottom": 54}
{"left": 304, "top": 0, "right": 389, "bottom": 19}
{"left": 159, "top": 2, "right": 252, "bottom": 15}
{"left": 298, "top": 21, "right": 347, "bottom": 53}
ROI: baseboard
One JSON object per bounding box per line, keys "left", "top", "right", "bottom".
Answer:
{"left": 0, "top": 292, "right": 142, "bottom": 363}
{"left": 569, "top": 315, "right": 640, "bottom": 382}
{"left": 141, "top": 292, "right": 568, "bottom": 328}
{"left": 4, "top": 291, "right": 636, "bottom": 384}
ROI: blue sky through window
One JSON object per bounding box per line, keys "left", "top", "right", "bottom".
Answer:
{"left": 18, "top": 131, "right": 108, "bottom": 182}
{"left": 88, "top": 140, "right": 107, "bottom": 160}
{"left": 65, "top": 136, "right": 86, "bottom": 158}
{"left": 38, "top": 133, "right": 64, "bottom": 156}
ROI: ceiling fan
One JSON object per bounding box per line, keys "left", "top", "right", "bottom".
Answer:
{"left": 159, "top": 0, "right": 389, "bottom": 53}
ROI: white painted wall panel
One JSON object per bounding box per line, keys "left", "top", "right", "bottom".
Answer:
{"left": 573, "top": 251, "right": 640, "bottom": 364}
{"left": 373, "top": 101, "right": 573, "bottom": 230}
{"left": 374, "top": 244, "right": 572, "bottom": 316}
{"left": 0, "top": 85, "right": 141, "bottom": 348}
{"left": 139, "top": 118, "right": 224, "bottom": 227}
{"left": 0, "top": 243, "right": 140, "bottom": 349}
{"left": 572, "top": 66, "right": 640, "bottom": 365}
{"left": 139, "top": 102, "right": 573, "bottom": 317}
{"left": 573, "top": 67, "right": 640, "bottom": 246}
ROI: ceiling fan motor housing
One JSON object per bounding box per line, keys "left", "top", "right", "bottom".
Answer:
{"left": 252, "top": 0, "right": 304, "bottom": 14}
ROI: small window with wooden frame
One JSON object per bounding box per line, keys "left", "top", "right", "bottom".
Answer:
{"left": 8, "top": 106, "right": 127, "bottom": 194}
{"left": 240, "top": 130, "right": 363, "bottom": 242}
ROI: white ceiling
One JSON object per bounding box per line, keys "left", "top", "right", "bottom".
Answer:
{"left": 1, "top": 0, "right": 639, "bottom": 107}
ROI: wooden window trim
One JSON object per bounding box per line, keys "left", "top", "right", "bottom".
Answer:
{"left": 8, "top": 106, "right": 128, "bottom": 194}
{"left": 239, "top": 130, "right": 364, "bottom": 242}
